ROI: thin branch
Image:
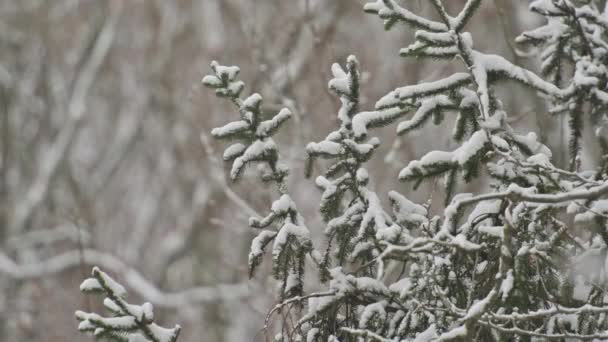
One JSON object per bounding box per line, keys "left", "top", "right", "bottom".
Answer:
{"left": 10, "top": 3, "right": 122, "bottom": 234}
{"left": 0, "top": 249, "right": 251, "bottom": 307}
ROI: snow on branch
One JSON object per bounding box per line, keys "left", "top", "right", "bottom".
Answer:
{"left": 363, "top": 0, "right": 447, "bottom": 32}
{"left": 76, "top": 267, "right": 181, "bottom": 342}
{"left": 203, "top": 61, "right": 292, "bottom": 186}
{"left": 517, "top": 0, "right": 608, "bottom": 169}
{"left": 203, "top": 60, "right": 316, "bottom": 299}
{"left": 70, "top": 0, "right": 608, "bottom": 340}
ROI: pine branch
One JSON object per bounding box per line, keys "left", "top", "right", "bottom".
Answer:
{"left": 76, "top": 267, "right": 181, "bottom": 342}
{"left": 203, "top": 61, "right": 317, "bottom": 299}
{"left": 71, "top": 1, "right": 608, "bottom": 340}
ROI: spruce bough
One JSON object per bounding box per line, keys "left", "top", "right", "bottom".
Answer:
{"left": 77, "top": 0, "right": 608, "bottom": 340}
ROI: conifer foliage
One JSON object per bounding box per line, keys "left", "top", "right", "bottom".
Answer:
{"left": 203, "top": 60, "right": 314, "bottom": 299}
{"left": 76, "top": 267, "right": 181, "bottom": 342}
{"left": 516, "top": 0, "right": 608, "bottom": 170}
{"left": 77, "top": 0, "right": 608, "bottom": 341}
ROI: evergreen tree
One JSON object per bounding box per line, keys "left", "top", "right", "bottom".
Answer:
{"left": 77, "top": 0, "right": 608, "bottom": 341}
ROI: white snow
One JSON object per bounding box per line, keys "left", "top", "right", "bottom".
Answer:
{"left": 471, "top": 50, "right": 563, "bottom": 97}
{"left": 388, "top": 190, "right": 428, "bottom": 225}
{"left": 148, "top": 323, "right": 181, "bottom": 342}
{"left": 225, "top": 80, "right": 245, "bottom": 96}
{"left": 358, "top": 190, "right": 391, "bottom": 238}
{"left": 356, "top": 168, "right": 369, "bottom": 183}
{"left": 211, "top": 120, "right": 250, "bottom": 138}
{"left": 223, "top": 143, "right": 246, "bottom": 161}
{"left": 250, "top": 230, "right": 277, "bottom": 258}
{"left": 397, "top": 95, "right": 453, "bottom": 134}
{"left": 359, "top": 301, "right": 387, "bottom": 328}
{"left": 451, "top": 234, "right": 482, "bottom": 251}
{"left": 400, "top": 130, "right": 494, "bottom": 180}
{"left": 352, "top": 107, "right": 405, "bottom": 139}
{"left": 256, "top": 108, "right": 292, "bottom": 137}
{"left": 242, "top": 93, "right": 263, "bottom": 110}
{"left": 364, "top": 0, "right": 447, "bottom": 32}
{"left": 230, "top": 139, "right": 277, "bottom": 179}
{"left": 376, "top": 73, "right": 470, "bottom": 109}
{"left": 306, "top": 140, "right": 344, "bottom": 156}
{"left": 415, "top": 30, "right": 453, "bottom": 45}
{"left": 201, "top": 75, "right": 223, "bottom": 88}
{"left": 413, "top": 324, "right": 438, "bottom": 342}
{"left": 500, "top": 270, "right": 514, "bottom": 301}
{"left": 272, "top": 222, "right": 311, "bottom": 257}
{"left": 527, "top": 153, "right": 552, "bottom": 167}
{"left": 93, "top": 267, "right": 127, "bottom": 298}
{"left": 77, "top": 311, "right": 137, "bottom": 329}
{"left": 478, "top": 225, "right": 504, "bottom": 239}
{"left": 353, "top": 276, "right": 389, "bottom": 296}
{"left": 437, "top": 325, "right": 467, "bottom": 340}
{"left": 343, "top": 138, "right": 378, "bottom": 157}
{"left": 453, "top": 131, "right": 489, "bottom": 165}
{"left": 328, "top": 63, "right": 350, "bottom": 95}
{"left": 464, "top": 289, "right": 496, "bottom": 320}
{"left": 388, "top": 277, "right": 412, "bottom": 298}
{"left": 103, "top": 298, "right": 121, "bottom": 313}
{"left": 271, "top": 194, "right": 296, "bottom": 214}
{"left": 248, "top": 231, "right": 276, "bottom": 264}
{"left": 574, "top": 199, "right": 608, "bottom": 223}
{"left": 211, "top": 61, "right": 240, "bottom": 81}
{"left": 306, "top": 328, "right": 320, "bottom": 342}
{"left": 80, "top": 277, "right": 102, "bottom": 292}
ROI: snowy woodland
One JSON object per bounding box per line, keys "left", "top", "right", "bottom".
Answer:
{"left": 3, "top": 0, "right": 608, "bottom": 341}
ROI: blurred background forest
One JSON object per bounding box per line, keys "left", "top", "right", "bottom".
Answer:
{"left": 0, "top": 0, "right": 594, "bottom": 341}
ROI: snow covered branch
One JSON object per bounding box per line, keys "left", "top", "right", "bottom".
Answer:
{"left": 203, "top": 60, "right": 317, "bottom": 299}
{"left": 76, "top": 267, "right": 181, "bottom": 342}
{"left": 72, "top": 0, "right": 608, "bottom": 340}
